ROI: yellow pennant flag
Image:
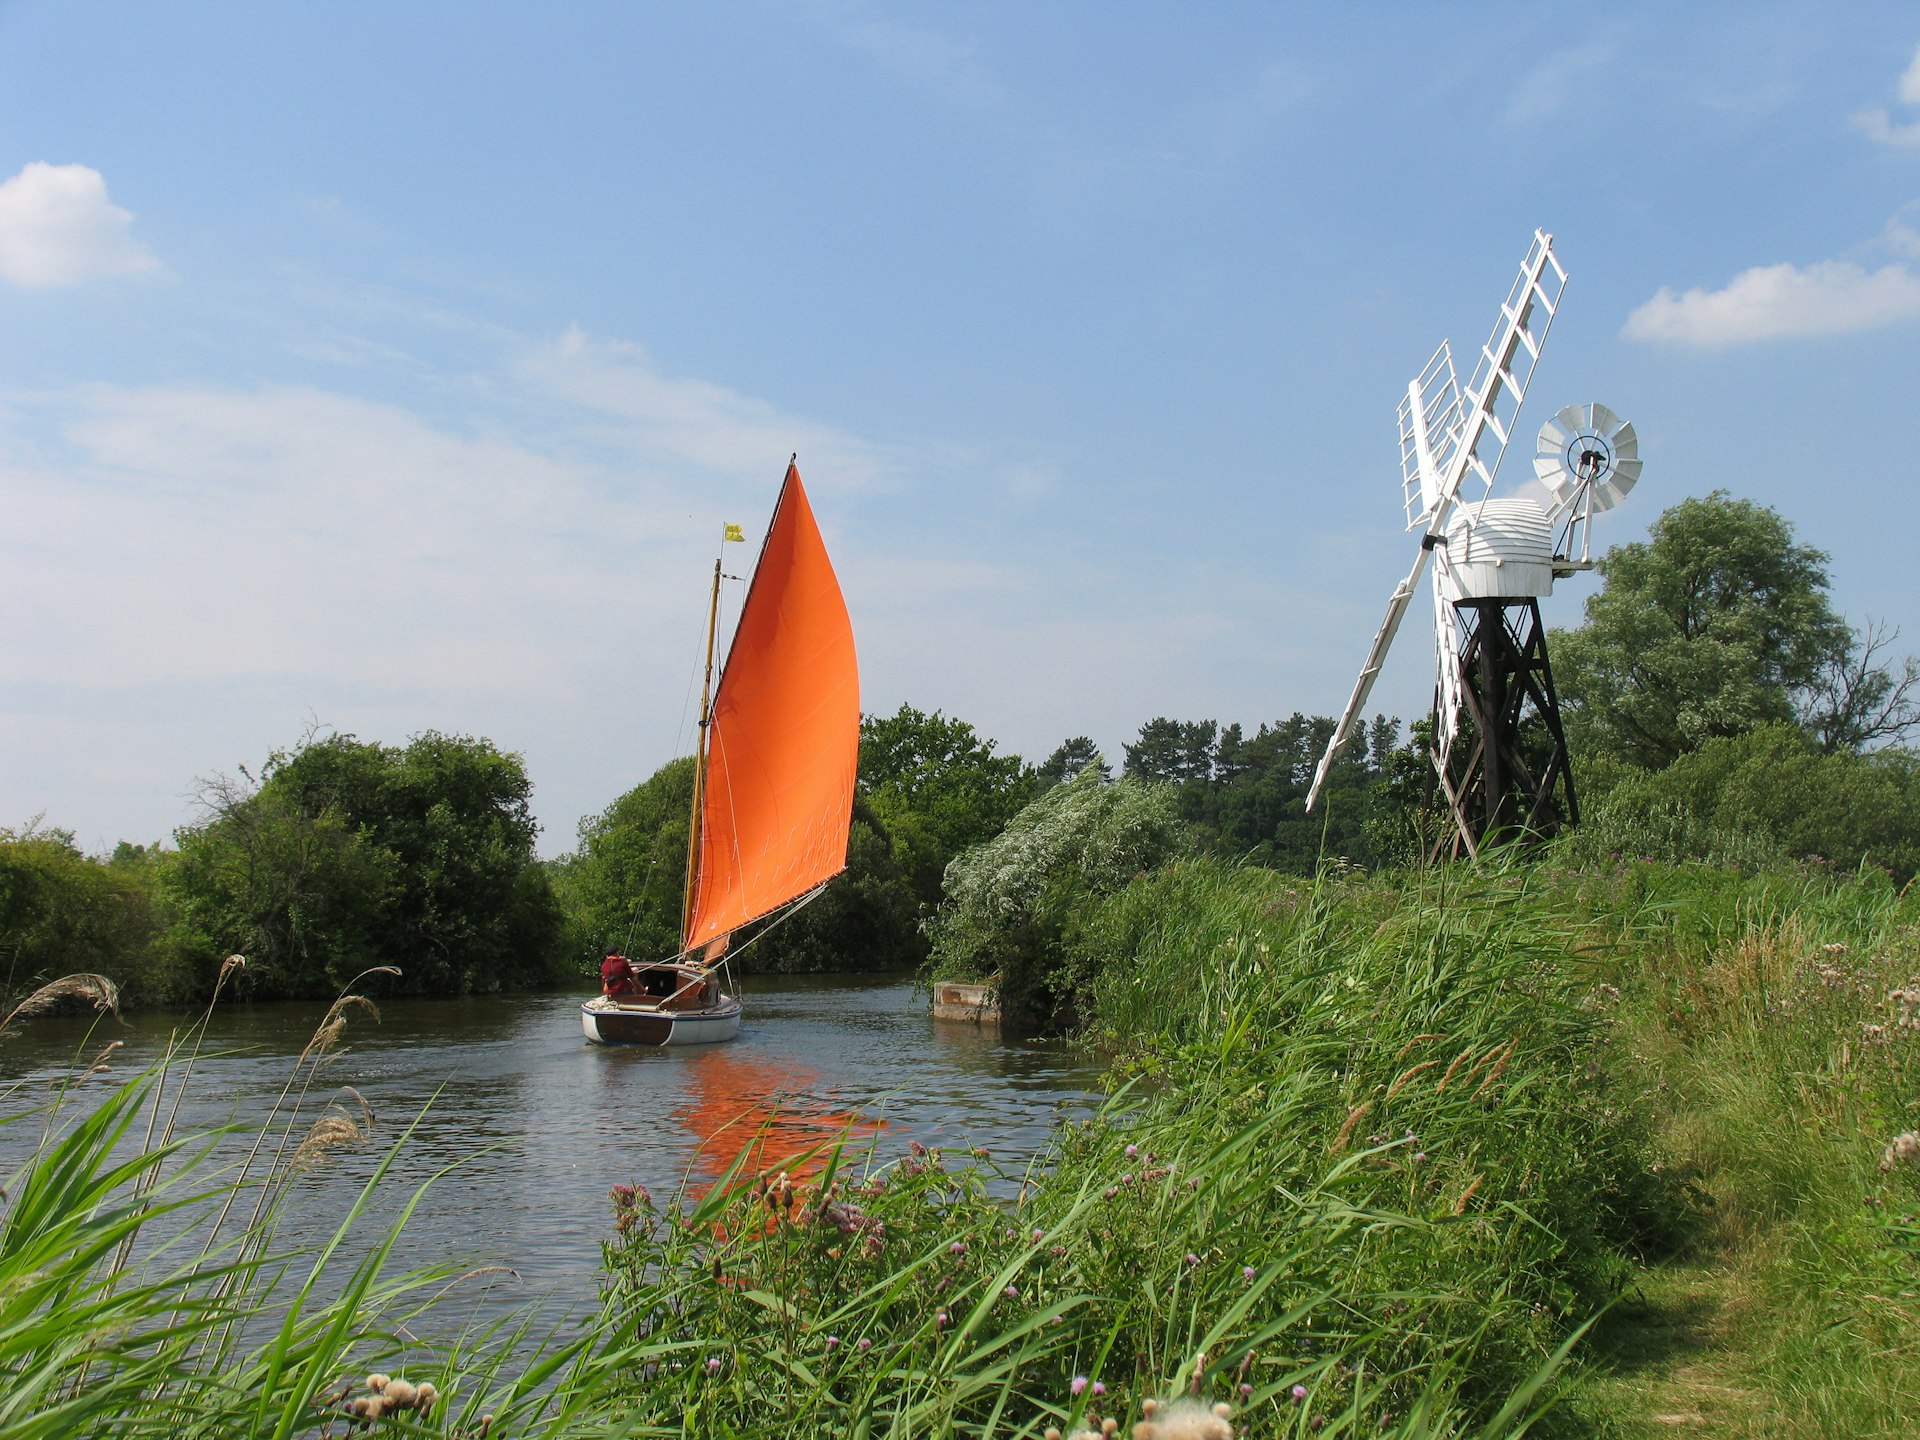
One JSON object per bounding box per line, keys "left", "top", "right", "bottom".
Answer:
{"left": 723, "top": 523, "right": 746, "bottom": 543}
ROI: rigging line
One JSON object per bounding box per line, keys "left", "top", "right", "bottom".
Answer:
{"left": 717, "top": 881, "right": 834, "bottom": 965}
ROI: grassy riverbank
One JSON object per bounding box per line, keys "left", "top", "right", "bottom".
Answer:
{"left": 5, "top": 855, "right": 1918, "bottom": 1436}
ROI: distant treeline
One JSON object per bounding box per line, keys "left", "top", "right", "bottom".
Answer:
{"left": 5, "top": 491, "right": 1918, "bottom": 1010}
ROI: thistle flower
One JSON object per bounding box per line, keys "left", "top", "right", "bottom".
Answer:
{"left": 1003, "top": 1284, "right": 1019, "bottom": 1299}
{"left": 1242, "top": 1266, "right": 1256, "bottom": 1281}
{"left": 1291, "top": 1384, "right": 1308, "bottom": 1403}
{"left": 707, "top": 1357, "right": 722, "bottom": 1375}
{"left": 1185, "top": 1253, "right": 1200, "bottom": 1266}
{"left": 857, "top": 1337, "right": 872, "bottom": 1352}
{"left": 1131, "top": 1398, "right": 1233, "bottom": 1440}
{"left": 950, "top": 1241, "right": 968, "bottom": 1255}
{"left": 1072, "top": 1376, "right": 1090, "bottom": 1396}
{"left": 826, "top": 1335, "right": 840, "bottom": 1349}
{"left": 1125, "top": 1144, "right": 1138, "bottom": 1159}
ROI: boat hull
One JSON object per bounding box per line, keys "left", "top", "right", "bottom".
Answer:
{"left": 581, "top": 994, "right": 743, "bottom": 1047}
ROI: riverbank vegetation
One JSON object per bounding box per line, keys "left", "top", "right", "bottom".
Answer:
{"left": 10, "top": 852, "right": 1918, "bottom": 1437}
{"left": 3, "top": 732, "right": 567, "bottom": 1007}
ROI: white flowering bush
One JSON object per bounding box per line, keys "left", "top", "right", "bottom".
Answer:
{"left": 926, "top": 769, "right": 1189, "bottom": 1025}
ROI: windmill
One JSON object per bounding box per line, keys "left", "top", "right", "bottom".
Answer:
{"left": 1305, "top": 231, "right": 1643, "bottom": 857}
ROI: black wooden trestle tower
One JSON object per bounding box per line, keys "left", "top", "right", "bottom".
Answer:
{"left": 1428, "top": 597, "right": 1578, "bottom": 860}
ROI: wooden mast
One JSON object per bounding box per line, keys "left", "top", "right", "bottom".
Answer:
{"left": 680, "top": 553, "right": 724, "bottom": 953}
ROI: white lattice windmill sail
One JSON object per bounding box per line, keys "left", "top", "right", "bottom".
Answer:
{"left": 1306, "top": 229, "right": 1567, "bottom": 812}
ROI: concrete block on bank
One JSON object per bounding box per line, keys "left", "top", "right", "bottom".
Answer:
{"left": 931, "top": 981, "right": 1000, "bottom": 1024}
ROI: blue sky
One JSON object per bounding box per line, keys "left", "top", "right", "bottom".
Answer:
{"left": 3, "top": 2, "right": 1918, "bottom": 854}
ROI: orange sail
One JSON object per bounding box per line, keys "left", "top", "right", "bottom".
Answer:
{"left": 685, "top": 464, "right": 859, "bottom": 949}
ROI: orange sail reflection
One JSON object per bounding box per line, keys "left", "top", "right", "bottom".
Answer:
{"left": 672, "top": 1047, "right": 886, "bottom": 1192}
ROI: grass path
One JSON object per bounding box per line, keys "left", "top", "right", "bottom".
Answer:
{"left": 1583, "top": 1262, "right": 1773, "bottom": 1438}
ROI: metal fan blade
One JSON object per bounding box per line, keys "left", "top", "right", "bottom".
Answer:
{"left": 1590, "top": 457, "right": 1641, "bottom": 512}
{"left": 1307, "top": 543, "right": 1433, "bottom": 811}
{"left": 1589, "top": 401, "right": 1623, "bottom": 437}
{"left": 1608, "top": 419, "right": 1639, "bottom": 463}
{"left": 1551, "top": 402, "right": 1588, "bottom": 436}
{"left": 1534, "top": 413, "right": 1577, "bottom": 496}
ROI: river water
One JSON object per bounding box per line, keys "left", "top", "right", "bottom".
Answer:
{"left": 0, "top": 975, "right": 1103, "bottom": 1322}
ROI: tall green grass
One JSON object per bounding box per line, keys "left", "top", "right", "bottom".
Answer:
{"left": 587, "top": 858, "right": 1685, "bottom": 1437}
{"left": 1558, "top": 858, "right": 1920, "bottom": 1436}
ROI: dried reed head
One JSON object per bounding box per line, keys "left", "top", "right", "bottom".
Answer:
{"left": 1, "top": 973, "right": 121, "bottom": 1038}
{"left": 336, "top": 1084, "right": 375, "bottom": 1129}
{"left": 289, "top": 1101, "right": 373, "bottom": 1172}
{"left": 299, "top": 995, "right": 381, "bottom": 1063}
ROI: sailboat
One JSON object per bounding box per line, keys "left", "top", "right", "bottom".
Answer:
{"left": 581, "top": 460, "right": 860, "bottom": 1046}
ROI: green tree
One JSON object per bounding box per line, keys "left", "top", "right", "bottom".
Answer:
{"left": 858, "top": 705, "right": 1035, "bottom": 910}
{"left": 166, "top": 779, "right": 397, "bottom": 1000}
{"left": 736, "top": 797, "right": 921, "bottom": 973}
{"left": 554, "top": 756, "right": 697, "bottom": 968}
{"left": 1035, "top": 736, "right": 1109, "bottom": 789}
{"left": 1122, "top": 718, "right": 1218, "bottom": 785}
{"left": 0, "top": 823, "right": 169, "bottom": 1008}
{"left": 1130, "top": 713, "right": 1402, "bottom": 872}
{"left": 556, "top": 761, "right": 921, "bottom": 975}
{"left": 925, "top": 769, "right": 1190, "bottom": 1027}
{"left": 166, "top": 730, "right": 564, "bottom": 999}
{"left": 1579, "top": 723, "right": 1920, "bottom": 881}
{"left": 1552, "top": 492, "right": 1912, "bottom": 769}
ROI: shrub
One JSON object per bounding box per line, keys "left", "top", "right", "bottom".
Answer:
{"left": 925, "top": 771, "right": 1190, "bottom": 1026}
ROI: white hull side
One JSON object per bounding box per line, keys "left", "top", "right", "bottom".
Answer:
{"left": 580, "top": 994, "right": 743, "bottom": 1047}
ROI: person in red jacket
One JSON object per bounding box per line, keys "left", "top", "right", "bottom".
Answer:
{"left": 600, "top": 952, "right": 637, "bottom": 997}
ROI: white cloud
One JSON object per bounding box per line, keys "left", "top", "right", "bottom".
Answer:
{"left": 1852, "top": 41, "right": 1920, "bottom": 147}
{"left": 1622, "top": 259, "right": 1920, "bottom": 345}
{"left": 0, "top": 162, "right": 162, "bottom": 288}
{"left": 1506, "top": 44, "right": 1616, "bottom": 125}
{"left": 518, "top": 327, "right": 905, "bottom": 492}
{"left": 830, "top": 14, "right": 1005, "bottom": 112}
{"left": 1883, "top": 201, "right": 1920, "bottom": 260}
{"left": 1, "top": 331, "right": 1277, "bottom": 851}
